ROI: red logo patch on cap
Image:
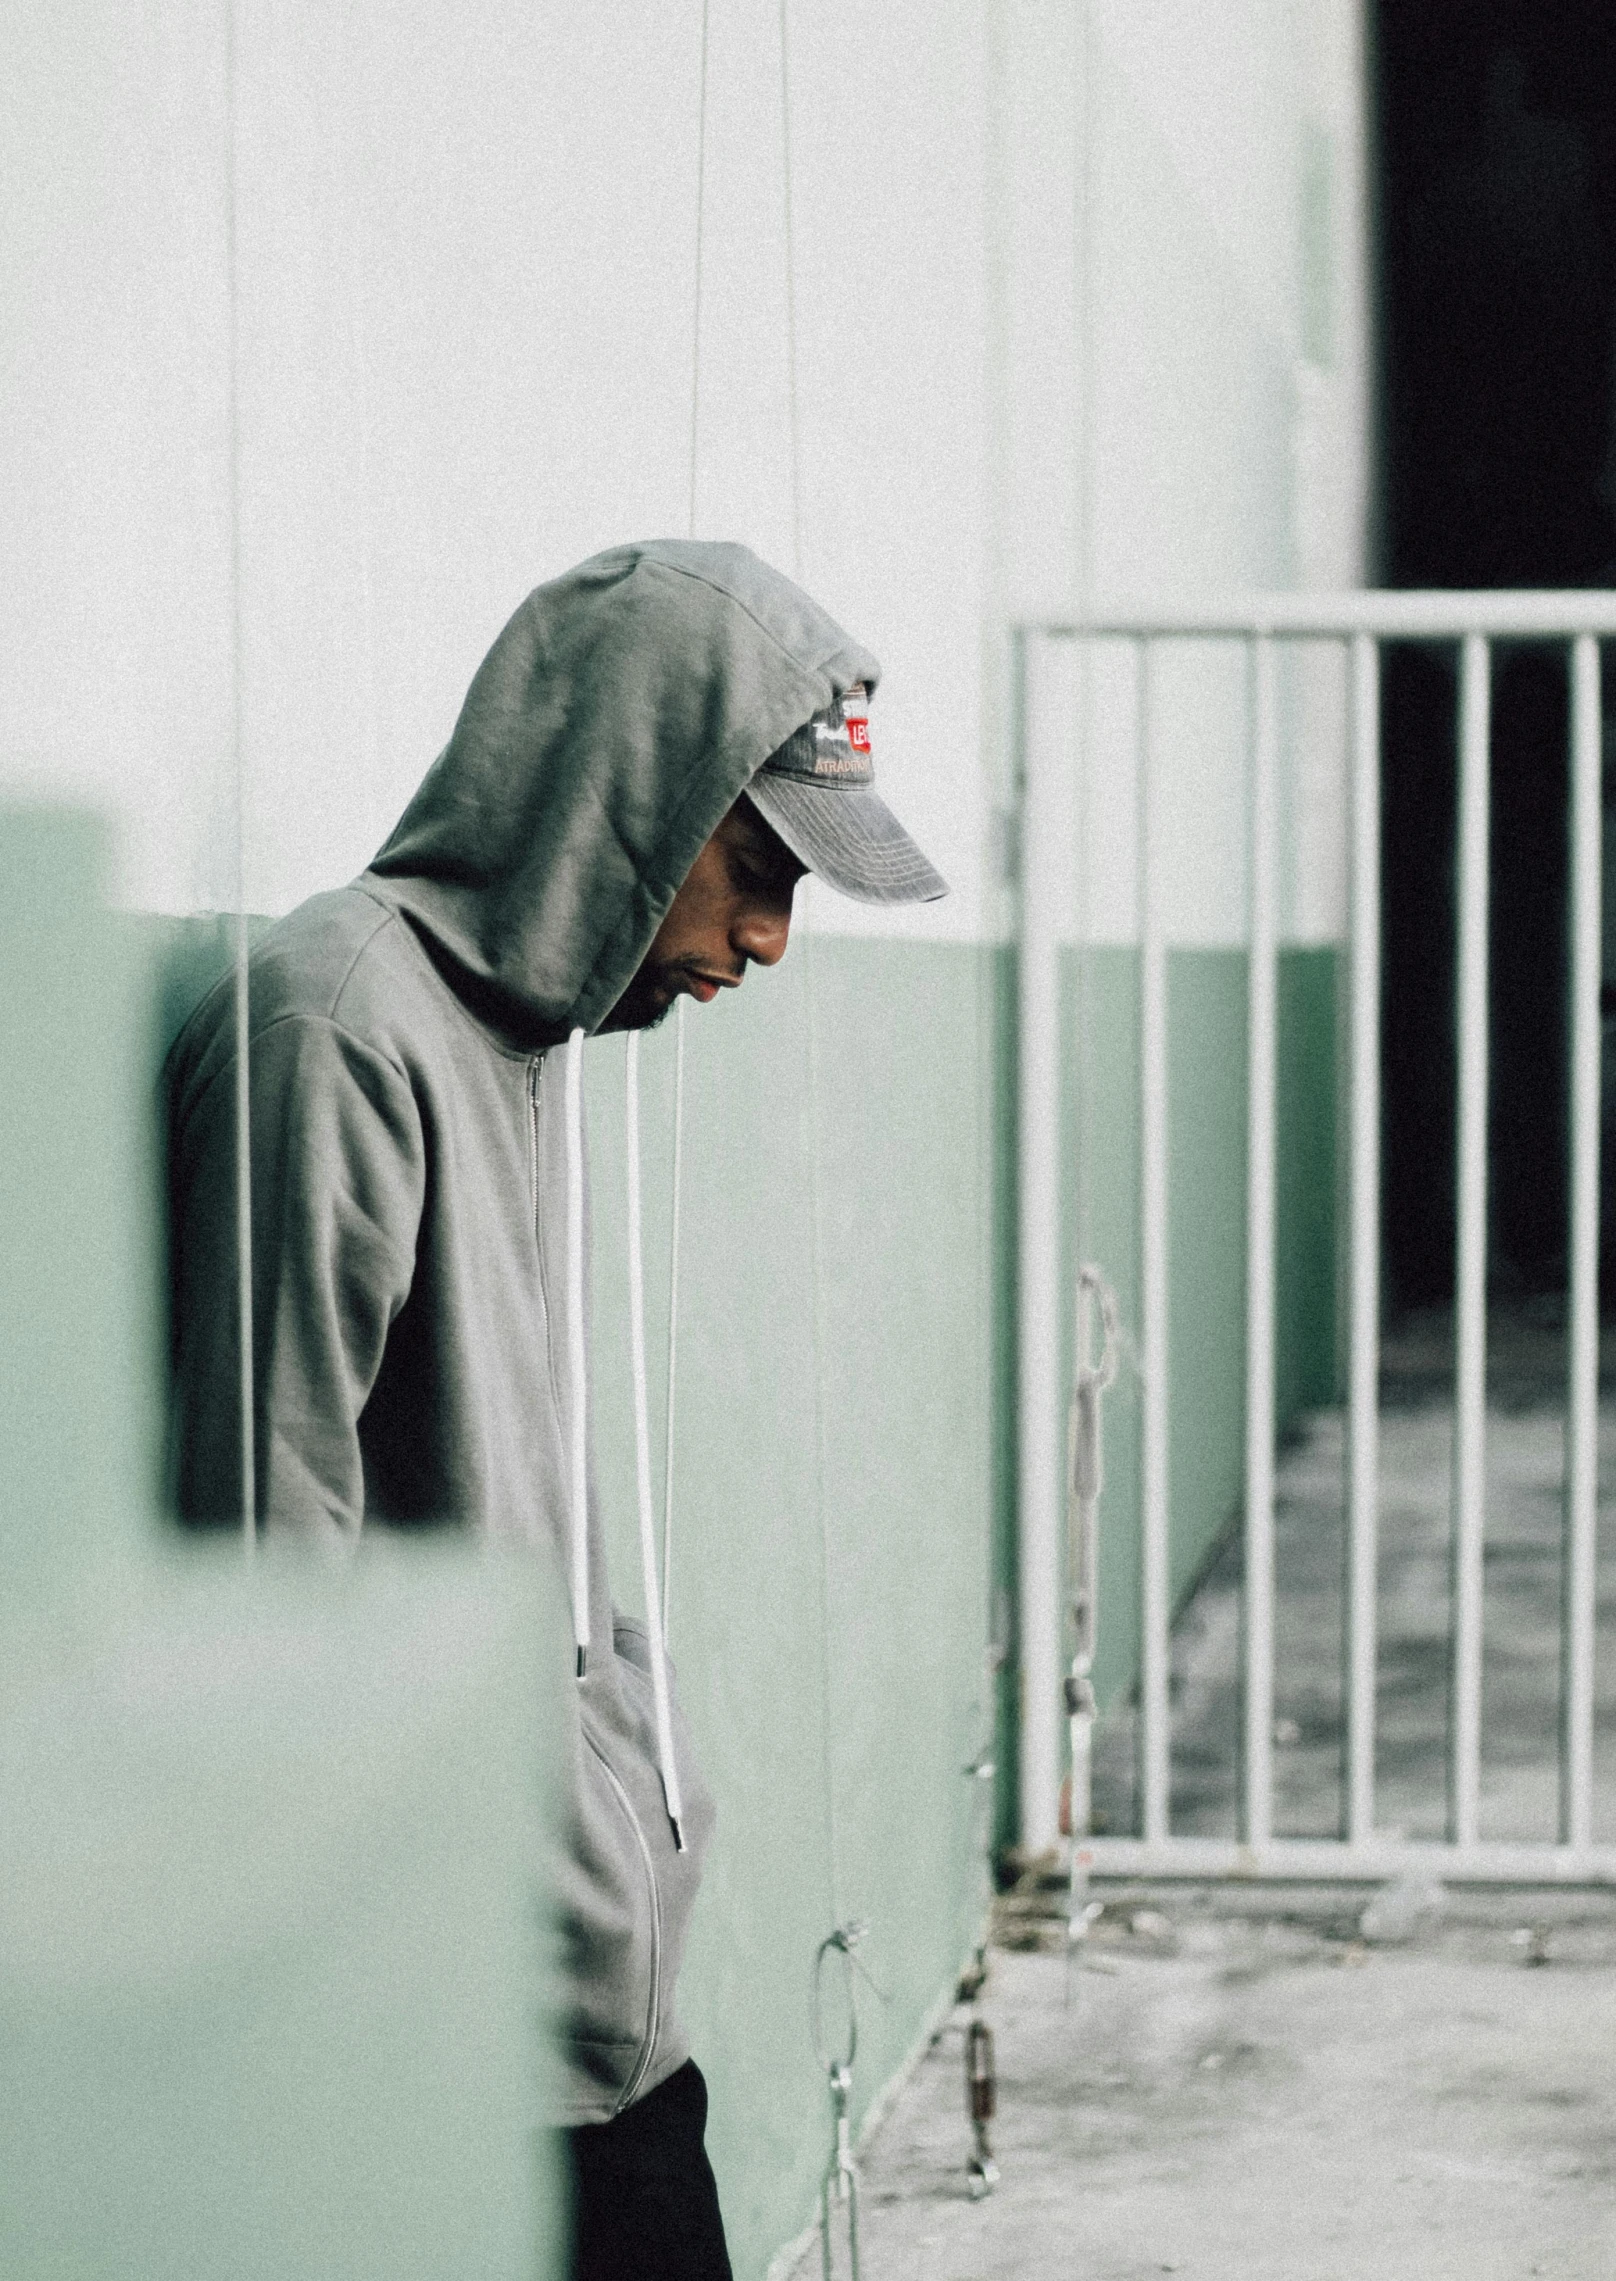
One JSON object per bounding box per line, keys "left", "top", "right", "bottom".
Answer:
{"left": 843, "top": 685, "right": 871, "bottom": 753}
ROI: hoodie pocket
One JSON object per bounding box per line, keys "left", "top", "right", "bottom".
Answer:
{"left": 581, "top": 1729, "right": 663, "bottom": 2113}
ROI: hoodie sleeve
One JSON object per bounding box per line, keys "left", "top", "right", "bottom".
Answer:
{"left": 168, "top": 1012, "right": 424, "bottom": 1537}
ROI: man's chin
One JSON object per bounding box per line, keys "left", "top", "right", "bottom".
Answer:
{"left": 600, "top": 974, "right": 677, "bottom": 1033}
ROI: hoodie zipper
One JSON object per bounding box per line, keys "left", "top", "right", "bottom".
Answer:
{"left": 527, "top": 1055, "right": 541, "bottom": 1230}
{"left": 530, "top": 1057, "right": 571, "bottom": 1433}
{"left": 532, "top": 1052, "right": 665, "bottom": 2111}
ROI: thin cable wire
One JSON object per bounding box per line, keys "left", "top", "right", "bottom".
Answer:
{"left": 687, "top": 0, "right": 711, "bottom": 541}
{"left": 777, "top": 0, "right": 841, "bottom": 1933}
{"left": 662, "top": 0, "right": 709, "bottom": 1651}
{"left": 1070, "top": 0, "right": 1098, "bottom": 1283}
{"left": 341, "top": 8, "right": 382, "bottom": 835}
{"left": 800, "top": 927, "right": 843, "bottom": 1931}
{"left": 777, "top": 0, "right": 804, "bottom": 577}
{"left": 223, "top": 0, "right": 255, "bottom": 1554}
{"left": 1074, "top": 0, "right": 1096, "bottom": 618}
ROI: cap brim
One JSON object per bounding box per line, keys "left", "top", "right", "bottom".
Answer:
{"left": 746, "top": 776, "right": 948, "bottom": 906}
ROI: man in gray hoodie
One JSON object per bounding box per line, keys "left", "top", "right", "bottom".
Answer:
{"left": 166, "top": 540, "right": 945, "bottom": 2278}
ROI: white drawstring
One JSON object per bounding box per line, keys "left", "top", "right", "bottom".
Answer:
{"left": 626, "top": 1032, "right": 687, "bottom": 1849}
{"left": 661, "top": 996, "right": 686, "bottom": 1643}
{"left": 565, "top": 1026, "right": 591, "bottom": 1678}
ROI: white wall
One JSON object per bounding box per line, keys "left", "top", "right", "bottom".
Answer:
{"left": 1069, "top": 0, "right": 1374, "bottom": 949}
{"left": 2, "top": 1, "right": 1369, "bottom": 949}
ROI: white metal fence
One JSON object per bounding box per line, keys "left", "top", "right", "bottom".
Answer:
{"left": 1016, "top": 592, "right": 1616, "bottom": 1885}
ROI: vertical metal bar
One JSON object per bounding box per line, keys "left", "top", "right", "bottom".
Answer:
{"left": 1068, "top": 1271, "right": 1099, "bottom": 1846}
{"left": 1243, "top": 637, "right": 1278, "bottom": 1846}
{"left": 1138, "top": 640, "right": 1172, "bottom": 1843}
{"left": 1346, "top": 633, "right": 1382, "bottom": 1844}
{"left": 1563, "top": 633, "right": 1601, "bottom": 1851}
{"left": 223, "top": 0, "right": 254, "bottom": 1551}
{"left": 1451, "top": 633, "right": 1490, "bottom": 1849}
{"left": 234, "top": 921, "right": 255, "bottom": 1552}
{"left": 1017, "top": 629, "right": 1063, "bottom": 1852}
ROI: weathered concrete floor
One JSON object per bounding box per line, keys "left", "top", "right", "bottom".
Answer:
{"left": 806, "top": 1893, "right": 1616, "bottom": 2280}
{"left": 1093, "top": 1324, "right": 1616, "bottom": 1841}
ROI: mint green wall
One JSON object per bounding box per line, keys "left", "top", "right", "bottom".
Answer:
{"left": 584, "top": 936, "right": 1001, "bottom": 2279}
{"left": 2, "top": 814, "right": 158, "bottom": 1587}
{"left": 995, "top": 943, "right": 1342, "bottom": 1844}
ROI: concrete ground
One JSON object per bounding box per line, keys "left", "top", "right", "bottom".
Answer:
{"left": 787, "top": 1309, "right": 1616, "bottom": 2277}
{"left": 795, "top": 1888, "right": 1616, "bottom": 2280}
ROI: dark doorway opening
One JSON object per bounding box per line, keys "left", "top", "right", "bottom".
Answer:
{"left": 1376, "top": 1, "right": 1616, "bottom": 1312}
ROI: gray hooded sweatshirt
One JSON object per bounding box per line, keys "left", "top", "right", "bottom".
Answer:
{"left": 165, "top": 540, "right": 880, "bottom": 2123}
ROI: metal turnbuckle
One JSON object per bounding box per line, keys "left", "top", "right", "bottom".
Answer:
{"left": 1067, "top": 1279, "right": 1118, "bottom": 1788}
{"left": 1066, "top": 1266, "right": 1119, "bottom": 2008}
{"left": 819, "top": 2057, "right": 860, "bottom": 2279}
{"left": 965, "top": 2013, "right": 999, "bottom": 2198}
{"left": 813, "top": 1924, "right": 869, "bottom": 2281}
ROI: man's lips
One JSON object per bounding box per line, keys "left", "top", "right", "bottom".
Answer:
{"left": 687, "top": 970, "right": 741, "bottom": 1002}
{"left": 667, "top": 968, "right": 741, "bottom": 1005}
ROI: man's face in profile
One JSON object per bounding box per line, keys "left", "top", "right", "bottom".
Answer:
{"left": 604, "top": 795, "right": 808, "bottom": 1033}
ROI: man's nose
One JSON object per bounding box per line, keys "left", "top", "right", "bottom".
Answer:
{"left": 733, "top": 898, "right": 792, "bottom": 969}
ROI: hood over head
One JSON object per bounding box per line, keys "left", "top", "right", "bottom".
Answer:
{"left": 365, "top": 540, "right": 880, "bottom": 1042}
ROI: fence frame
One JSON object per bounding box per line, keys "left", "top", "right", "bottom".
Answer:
{"left": 1014, "top": 591, "right": 1616, "bottom": 1885}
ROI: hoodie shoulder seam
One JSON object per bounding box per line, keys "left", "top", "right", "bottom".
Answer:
{"left": 180, "top": 1009, "right": 417, "bottom": 1135}
{"left": 253, "top": 1008, "right": 414, "bottom": 1087}
{"left": 325, "top": 897, "right": 411, "bottom": 1029}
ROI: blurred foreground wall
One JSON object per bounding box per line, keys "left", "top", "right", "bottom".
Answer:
{"left": 3, "top": 3, "right": 1369, "bottom": 2271}
{"left": 0, "top": 814, "right": 559, "bottom": 2277}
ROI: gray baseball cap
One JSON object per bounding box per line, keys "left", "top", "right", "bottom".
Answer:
{"left": 746, "top": 684, "right": 948, "bottom": 905}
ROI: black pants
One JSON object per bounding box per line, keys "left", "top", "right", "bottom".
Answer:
{"left": 565, "top": 2059, "right": 733, "bottom": 2281}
